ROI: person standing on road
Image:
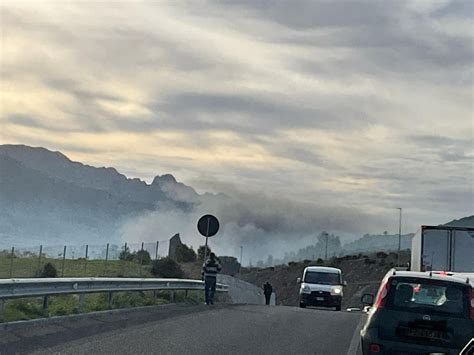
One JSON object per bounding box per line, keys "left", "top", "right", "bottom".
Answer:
{"left": 263, "top": 281, "right": 273, "bottom": 305}
{"left": 202, "top": 252, "right": 222, "bottom": 305}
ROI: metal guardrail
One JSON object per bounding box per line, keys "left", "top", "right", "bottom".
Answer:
{"left": 0, "top": 277, "right": 228, "bottom": 299}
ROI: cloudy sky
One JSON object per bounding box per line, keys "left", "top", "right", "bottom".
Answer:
{"left": 1, "top": 0, "right": 473, "bottom": 234}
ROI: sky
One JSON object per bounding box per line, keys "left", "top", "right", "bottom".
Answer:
{"left": 1, "top": 0, "right": 473, "bottom": 236}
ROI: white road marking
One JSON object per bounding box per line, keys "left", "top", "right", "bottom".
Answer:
{"left": 347, "top": 314, "right": 366, "bottom": 355}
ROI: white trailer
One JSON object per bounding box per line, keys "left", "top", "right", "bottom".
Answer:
{"left": 411, "top": 225, "right": 474, "bottom": 272}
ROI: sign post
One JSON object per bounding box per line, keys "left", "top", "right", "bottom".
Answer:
{"left": 197, "top": 214, "right": 219, "bottom": 261}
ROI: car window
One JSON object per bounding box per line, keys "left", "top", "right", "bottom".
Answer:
{"left": 304, "top": 272, "right": 340, "bottom": 285}
{"left": 386, "top": 278, "right": 469, "bottom": 318}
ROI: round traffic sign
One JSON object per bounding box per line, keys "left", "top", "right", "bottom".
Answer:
{"left": 197, "top": 214, "right": 219, "bottom": 237}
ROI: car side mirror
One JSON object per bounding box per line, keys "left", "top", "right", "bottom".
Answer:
{"left": 361, "top": 293, "right": 374, "bottom": 306}
{"left": 296, "top": 277, "right": 301, "bottom": 284}
{"left": 343, "top": 280, "right": 348, "bottom": 287}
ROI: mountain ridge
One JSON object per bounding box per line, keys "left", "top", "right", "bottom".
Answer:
{"left": 0, "top": 144, "right": 199, "bottom": 246}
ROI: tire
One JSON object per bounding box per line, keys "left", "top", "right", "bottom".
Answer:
{"left": 299, "top": 303, "right": 306, "bottom": 308}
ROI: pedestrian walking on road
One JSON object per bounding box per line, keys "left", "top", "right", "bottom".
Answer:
{"left": 202, "top": 252, "right": 222, "bottom": 305}
{"left": 263, "top": 281, "right": 273, "bottom": 305}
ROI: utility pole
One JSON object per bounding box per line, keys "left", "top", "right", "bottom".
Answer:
{"left": 239, "top": 246, "right": 243, "bottom": 276}
{"left": 324, "top": 233, "right": 329, "bottom": 260}
{"left": 397, "top": 207, "right": 402, "bottom": 266}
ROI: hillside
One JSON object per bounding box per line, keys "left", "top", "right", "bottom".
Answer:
{"left": 0, "top": 145, "right": 198, "bottom": 246}
{"left": 240, "top": 251, "right": 410, "bottom": 309}
{"left": 445, "top": 215, "right": 474, "bottom": 227}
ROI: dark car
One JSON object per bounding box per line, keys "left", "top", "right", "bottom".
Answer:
{"left": 360, "top": 270, "right": 474, "bottom": 354}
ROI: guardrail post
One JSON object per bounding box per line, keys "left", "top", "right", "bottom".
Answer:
{"left": 9, "top": 247, "right": 14, "bottom": 278}
{"left": 0, "top": 300, "right": 5, "bottom": 322}
{"left": 104, "top": 243, "right": 109, "bottom": 276}
{"left": 78, "top": 294, "right": 85, "bottom": 313}
{"left": 61, "top": 245, "right": 67, "bottom": 277}
{"left": 43, "top": 295, "right": 49, "bottom": 314}
{"left": 108, "top": 292, "right": 113, "bottom": 309}
{"left": 37, "top": 245, "right": 43, "bottom": 276}
{"left": 171, "top": 291, "right": 176, "bottom": 303}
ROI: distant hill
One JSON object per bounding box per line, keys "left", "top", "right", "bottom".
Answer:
{"left": 0, "top": 144, "right": 199, "bottom": 247}
{"left": 444, "top": 215, "right": 474, "bottom": 227}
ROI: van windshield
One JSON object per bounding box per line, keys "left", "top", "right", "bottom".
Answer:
{"left": 385, "top": 278, "right": 469, "bottom": 318}
{"left": 304, "top": 271, "right": 341, "bottom": 285}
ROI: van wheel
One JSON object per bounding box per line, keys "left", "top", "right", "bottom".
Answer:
{"left": 299, "top": 303, "right": 306, "bottom": 308}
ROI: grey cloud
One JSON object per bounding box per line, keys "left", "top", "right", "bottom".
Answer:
{"left": 202, "top": 1, "right": 398, "bottom": 30}
{"left": 409, "top": 135, "right": 472, "bottom": 147}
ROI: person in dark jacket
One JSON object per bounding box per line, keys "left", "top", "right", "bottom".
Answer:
{"left": 202, "top": 252, "right": 222, "bottom": 305}
{"left": 263, "top": 281, "right": 273, "bottom": 305}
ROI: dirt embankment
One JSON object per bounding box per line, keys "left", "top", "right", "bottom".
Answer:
{"left": 238, "top": 251, "right": 410, "bottom": 309}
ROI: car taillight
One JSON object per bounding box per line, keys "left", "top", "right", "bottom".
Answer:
{"left": 370, "top": 344, "right": 381, "bottom": 353}
{"left": 374, "top": 278, "right": 390, "bottom": 309}
{"left": 470, "top": 288, "right": 474, "bottom": 320}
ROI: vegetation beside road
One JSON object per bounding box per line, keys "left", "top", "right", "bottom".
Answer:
{"left": 1, "top": 290, "right": 205, "bottom": 323}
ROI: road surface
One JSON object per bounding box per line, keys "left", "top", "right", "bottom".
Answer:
{"left": 1, "top": 304, "right": 365, "bottom": 354}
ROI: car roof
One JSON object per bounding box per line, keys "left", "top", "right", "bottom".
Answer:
{"left": 387, "top": 270, "right": 472, "bottom": 286}
{"left": 304, "top": 266, "right": 341, "bottom": 273}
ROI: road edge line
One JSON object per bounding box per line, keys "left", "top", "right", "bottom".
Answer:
{"left": 346, "top": 314, "right": 365, "bottom": 355}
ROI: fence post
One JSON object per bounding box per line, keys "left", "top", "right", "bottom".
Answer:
{"left": 121, "top": 242, "right": 127, "bottom": 277}
{"left": 9, "top": 247, "right": 14, "bottom": 278}
{"left": 84, "top": 245, "right": 89, "bottom": 274}
{"left": 139, "top": 242, "right": 144, "bottom": 277}
{"left": 37, "top": 245, "right": 43, "bottom": 276}
{"left": 104, "top": 243, "right": 109, "bottom": 276}
{"left": 61, "top": 246, "right": 67, "bottom": 277}
{"left": 155, "top": 241, "right": 159, "bottom": 260}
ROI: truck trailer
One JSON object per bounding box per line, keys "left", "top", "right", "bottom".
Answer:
{"left": 411, "top": 225, "right": 474, "bottom": 272}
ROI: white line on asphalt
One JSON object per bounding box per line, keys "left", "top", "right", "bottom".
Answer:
{"left": 346, "top": 315, "right": 366, "bottom": 355}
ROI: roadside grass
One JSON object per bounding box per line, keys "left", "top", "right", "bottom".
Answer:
{"left": 1, "top": 290, "right": 206, "bottom": 323}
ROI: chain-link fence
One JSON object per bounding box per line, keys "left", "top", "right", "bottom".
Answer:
{"left": 0, "top": 239, "right": 171, "bottom": 279}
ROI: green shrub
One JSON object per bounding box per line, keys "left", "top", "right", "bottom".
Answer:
{"left": 151, "top": 258, "right": 184, "bottom": 278}
{"left": 37, "top": 262, "right": 57, "bottom": 278}
{"left": 175, "top": 244, "right": 197, "bottom": 263}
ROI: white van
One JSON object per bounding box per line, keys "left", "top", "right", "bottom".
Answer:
{"left": 297, "top": 266, "right": 345, "bottom": 311}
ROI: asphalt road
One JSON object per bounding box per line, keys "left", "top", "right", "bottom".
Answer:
{"left": 1, "top": 304, "right": 365, "bottom": 355}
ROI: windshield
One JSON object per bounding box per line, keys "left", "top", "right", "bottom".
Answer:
{"left": 385, "top": 278, "right": 470, "bottom": 318}
{"left": 304, "top": 271, "right": 341, "bottom": 285}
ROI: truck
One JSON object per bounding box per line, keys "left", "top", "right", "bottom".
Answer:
{"left": 411, "top": 225, "right": 474, "bottom": 272}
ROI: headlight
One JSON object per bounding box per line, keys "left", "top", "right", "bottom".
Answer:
{"left": 331, "top": 287, "right": 342, "bottom": 296}
{"left": 301, "top": 285, "right": 311, "bottom": 294}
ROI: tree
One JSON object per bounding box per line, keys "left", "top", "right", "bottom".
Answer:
{"left": 119, "top": 246, "right": 151, "bottom": 264}
{"left": 38, "top": 262, "right": 57, "bottom": 278}
{"left": 134, "top": 250, "right": 152, "bottom": 265}
{"left": 175, "top": 244, "right": 197, "bottom": 263}
{"left": 119, "top": 245, "right": 133, "bottom": 261}
{"left": 151, "top": 258, "right": 184, "bottom": 278}
{"left": 197, "top": 245, "right": 211, "bottom": 261}
{"left": 219, "top": 256, "right": 241, "bottom": 276}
